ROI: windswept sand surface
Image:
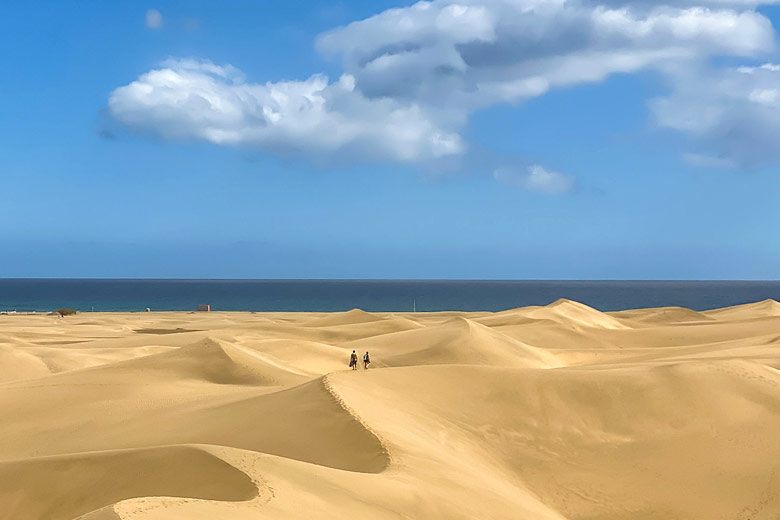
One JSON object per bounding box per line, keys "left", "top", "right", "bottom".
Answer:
{"left": 2, "top": 299, "right": 780, "bottom": 519}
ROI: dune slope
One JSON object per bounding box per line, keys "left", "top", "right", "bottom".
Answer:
{"left": 0, "top": 446, "right": 257, "bottom": 520}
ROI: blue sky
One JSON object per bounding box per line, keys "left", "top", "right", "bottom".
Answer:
{"left": 1, "top": 1, "right": 780, "bottom": 279}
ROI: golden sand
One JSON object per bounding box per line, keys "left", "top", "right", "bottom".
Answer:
{"left": 2, "top": 299, "right": 780, "bottom": 519}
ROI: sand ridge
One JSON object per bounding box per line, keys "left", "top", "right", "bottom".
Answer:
{"left": 2, "top": 299, "right": 780, "bottom": 519}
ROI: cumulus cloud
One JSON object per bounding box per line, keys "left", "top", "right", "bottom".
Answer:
{"left": 494, "top": 165, "right": 576, "bottom": 195}
{"left": 653, "top": 62, "right": 780, "bottom": 166}
{"left": 110, "top": 0, "right": 780, "bottom": 190}
{"left": 108, "top": 60, "right": 463, "bottom": 164}
{"left": 316, "top": 0, "right": 773, "bottom": 108}
{"left": 146, "top": 9, "right": 163, "bottom": 29}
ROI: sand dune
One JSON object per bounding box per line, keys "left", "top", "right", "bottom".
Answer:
{"left": 2, "top": 301, "right": 780, "bottom": 519}
{"left": 1, "top": 445, "right": 257, "bottom": 520}
{"left": 704, "top": 298, "right": 780, "bottom": 319}
{"left": 333, "top": 360, "right": 780, "bottom": 519}
{"left": 344, "top": 316, "right": 558, "bottom": 368}
{"left": 0, "top": 344, "right": 173, "bottom": 383}
{"left": 303, "top": 308, "right": 386, "bottom": 327}
{"left": 0, "top": 344, "right": 53, "bottom": 382}
{"left": 610, "top": 305, "right": 716, "bottom": 324}
{"left": 110, "top": 337, "right": 310, "bottom": 386}
{"left": 520, "top": 299, "right": 632, "bottom": 329}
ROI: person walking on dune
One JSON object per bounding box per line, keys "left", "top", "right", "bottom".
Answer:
{"left": 349, "top": 350, "right": 358, "bottom": 370}
{"left": 363, "top": 351, "right": 371, "bottom": 370}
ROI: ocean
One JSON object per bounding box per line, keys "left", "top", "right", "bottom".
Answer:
{"left": 1, "top": 279, "right": 779, "bottom": 313}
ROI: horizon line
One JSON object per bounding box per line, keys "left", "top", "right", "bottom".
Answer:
{"left": 1, "top": 278, "right": 779, "bottom": 283}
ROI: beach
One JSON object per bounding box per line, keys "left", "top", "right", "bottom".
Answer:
{"left": 2, "top": 299, "right": 780, "bottom": 519}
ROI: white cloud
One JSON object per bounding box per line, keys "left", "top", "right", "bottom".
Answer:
{"left": 653, "top": 62, "right": 780, "bottom": 166}
{"left": 493, "top": 165, "right": 575, "bottom": 195}
{"left": 748, "top": 88, "right": 780, "bottom": 106}
{"left": 738, "top": 63, "right": 780, "bottom": 74}
{"left": 146, "top": 8, "right": 163, "bottom": 29}
{"left": 108, "top": 60, "right": 463, "bottom": 164}
{"left": 110, "top": 0, "right": 780, "bottom": 190}
{"left": 317, "top": 0, "right": 773, "bottom": 109}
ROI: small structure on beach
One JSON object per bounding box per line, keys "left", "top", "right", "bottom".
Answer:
{"left": 197, "top": 305, "right": 211, "bottom": 312}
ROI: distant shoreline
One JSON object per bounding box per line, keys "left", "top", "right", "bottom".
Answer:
{"left": 2, "top": 299, "right": 780, "bottom": 317}
{"left": 1, "top": 279, "right": 779, "bottom": 314}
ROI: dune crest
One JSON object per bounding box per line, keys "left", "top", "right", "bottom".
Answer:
{"left": 610, "top": 306, "right": 716, "bottom": 325}
{"left": 0, "top": 344, "right": 53, "bottom": 382}
{"left": 522, "top": 299, "right": 632, "bottom": 329}
{"left": 705, "top": 298, "right": 780, "bottom": 319}
{"left": 304, "top": 308, "right": 385, "bottom": 327}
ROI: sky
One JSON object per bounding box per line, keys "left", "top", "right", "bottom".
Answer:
{"left": 1, "top": 0, "right": 780, "bottom": 279}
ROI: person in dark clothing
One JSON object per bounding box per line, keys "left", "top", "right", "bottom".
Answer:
{"left": 363, "top": 351, "right": 371, "bottom": 369}
{"left": 349, "top": 350, "right": 358, "bottom": 370}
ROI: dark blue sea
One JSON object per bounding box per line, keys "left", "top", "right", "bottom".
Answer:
{"left": 1, "top": 279, "right": 779, "bottom": 313}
